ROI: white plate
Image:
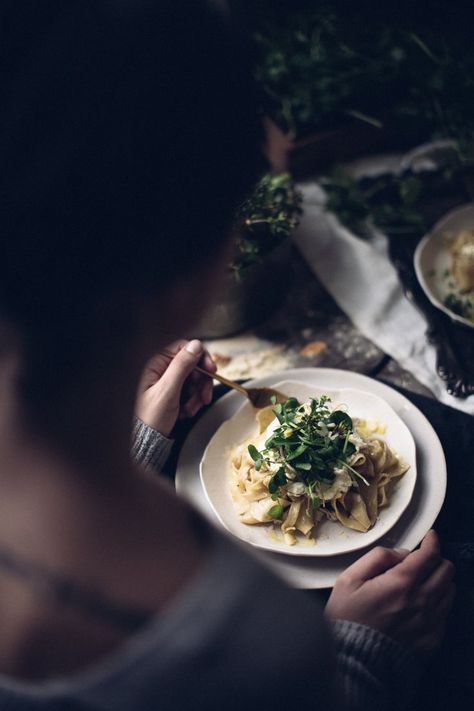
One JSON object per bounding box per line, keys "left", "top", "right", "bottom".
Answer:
{"left": 200, "top": 381, "right": 417, "bottom": 557}
{"left": 176, "top": 368, "right": 447, "bottom": 588}
{"left": 414, "top": 203, "right": 474, "bottom": 328}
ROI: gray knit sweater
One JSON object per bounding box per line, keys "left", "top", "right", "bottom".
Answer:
{"left": 0, "top": 420, "right": 419, "bottom": 710}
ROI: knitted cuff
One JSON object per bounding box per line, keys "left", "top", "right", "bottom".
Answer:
{"left": 331, "top": 619, "right": 421, "bottom": 710}
{"left": 131, "top": 418, "right": 174, "bottom": 472}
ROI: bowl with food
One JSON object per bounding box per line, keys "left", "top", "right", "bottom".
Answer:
{"left": 200, "top": 380, "right": 416, "bottom": 556}
{"left": 414, "top": 203, "right": 474, "bottom": 328}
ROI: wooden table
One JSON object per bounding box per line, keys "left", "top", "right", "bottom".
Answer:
{"left": 205, "top": 246, "right": 434, "bottom": 399}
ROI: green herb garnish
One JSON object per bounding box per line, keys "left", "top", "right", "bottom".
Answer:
{"left": 268, "top": 504, "right": 285, "bottom": 519}
{"left": 247, "top": 395, "right": 365, "bottom": 498}
{"left": 268, "top": 467, "right": 287, "bottom": 494}
{"left": 444, "top": 292, "right": 473, "bottom": 320}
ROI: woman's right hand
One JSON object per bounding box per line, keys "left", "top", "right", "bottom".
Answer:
{"left": 325, "top": 530, "right": 455, "bottom": 657}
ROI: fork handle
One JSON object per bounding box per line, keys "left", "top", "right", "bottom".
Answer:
{"left": 160, "top": 348, "right": 249, "bottom": 396}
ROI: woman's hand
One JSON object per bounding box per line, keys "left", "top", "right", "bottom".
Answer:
{"left": 135, "top": 339, "right": 217, "bottom": 437}
{"left": 325, "top": 530, "right": 455, "bottom": 657}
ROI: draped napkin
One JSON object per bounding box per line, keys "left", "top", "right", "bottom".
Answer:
{"left": 293, "top": 182, "right": 474, "bottom": 415}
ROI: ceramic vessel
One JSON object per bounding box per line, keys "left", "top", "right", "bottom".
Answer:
{"left": 195, "top": 238, "right": 292, "bottom": 338}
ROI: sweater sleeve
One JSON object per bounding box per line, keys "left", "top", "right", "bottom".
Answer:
{"left": 131, "top": 417, "right": 174, "bottom": 472}
{"left": 331, "top": 618, "right": 420, "bottom": 711}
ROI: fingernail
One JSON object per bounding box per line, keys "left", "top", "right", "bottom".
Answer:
{"left": 185, "top": 339, "right": 203, "bottom": 356}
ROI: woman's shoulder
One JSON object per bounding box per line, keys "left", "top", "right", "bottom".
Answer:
{"left": 71, "top": 530, "right": 336, "bottom": 710}
{"left": 0, "top": 528, "right": 335, "bottom": 710}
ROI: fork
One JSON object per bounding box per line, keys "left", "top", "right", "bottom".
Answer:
{"left": 160, "top": 348, "right": 287, "bottom": 408}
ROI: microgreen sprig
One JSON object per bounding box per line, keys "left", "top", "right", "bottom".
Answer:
{"left": 247, "top": 395, "right": 365, "bottom": 495}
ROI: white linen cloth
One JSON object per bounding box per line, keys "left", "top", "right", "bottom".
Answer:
{"left": 293, "top": 182, "right": 474, "bottom": 415}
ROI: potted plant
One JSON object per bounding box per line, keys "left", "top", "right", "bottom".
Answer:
{"left": 195, "top": 172, "right": 302, "bottom": 338}
{"left": 254, "top": 5, "right": 474, "bottom": 178}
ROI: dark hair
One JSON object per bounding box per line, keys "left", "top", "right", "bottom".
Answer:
{"left": 0, "top": 1, "right": 261, "bottom": 412}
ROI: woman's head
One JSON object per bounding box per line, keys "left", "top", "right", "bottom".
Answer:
{"left": 0, "top": 1, "right": 261, "bottom": 418}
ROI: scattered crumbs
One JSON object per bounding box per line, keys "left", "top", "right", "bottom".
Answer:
{"left": 299, "top": 340, "right": 327, "bottom": 358}
{"left": 302, "top": 327, "right": 314, "bottom": 339}
{"left": 427, "top": 268, "right": 436, "bottom": 278}
{"left": 207, "top": 345, "right": 292, "bottom": 380}
{"left": 211, "top": 352, "right": 232, "bottom": 368}
{"left": 338, "top": 531, "right": 348, "bottom": 539}
{"left": 443, "top": 268, "right": 451, "bottom": 279}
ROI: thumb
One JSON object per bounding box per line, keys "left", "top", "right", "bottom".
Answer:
{"left": 160, "top": 340, "right": 204, "bottom": 388}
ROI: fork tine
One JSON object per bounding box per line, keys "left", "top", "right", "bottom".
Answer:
{"left": 160, "top": 349, "right": 287, "bottom": 408}
{"left": 247, "top": 388, "right": 287, "bottom": 408}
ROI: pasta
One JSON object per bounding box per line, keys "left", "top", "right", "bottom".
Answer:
{"left": 443, "top": 228, "right": 474, "bottom": 322}
{"left": 230, "top": 395, "right": 409, "bottom": 546}
{"left": 451, "top": 227, "right": 474, "bottom": 292}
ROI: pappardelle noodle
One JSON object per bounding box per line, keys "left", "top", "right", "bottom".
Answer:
{"left": 230, "top": 395, "right": 409, "bottom": 546}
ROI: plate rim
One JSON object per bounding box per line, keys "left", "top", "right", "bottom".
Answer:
{"left": 176, "top": 368, "right": 447, "bottom": 589}
{"left": 199, "top": 381, "right": 418, "bottom": 557}
{"left": 414, "top": 202, "right": 474, "bottom": 329}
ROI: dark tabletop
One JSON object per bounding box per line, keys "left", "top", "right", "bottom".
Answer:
{"left": 166, "top": 378, "right": 473, "bottom": 708}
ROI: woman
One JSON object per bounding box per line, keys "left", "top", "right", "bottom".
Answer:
{"left": 0, "top": 2, "right": 454, "bottom": 709}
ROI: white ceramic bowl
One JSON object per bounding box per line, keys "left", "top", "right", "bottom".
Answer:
{"left": 200, "top": 380, "right": 417, "bottom": 557}
{"left": 414, "top": 203, "right": 474, "bottom": 328}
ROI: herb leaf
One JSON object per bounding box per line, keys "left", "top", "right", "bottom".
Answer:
{"left": 248, "top": 394, "right": 368, "bottom": 500}
{"left": 268, "top": 467, "right": 287, "bottom": 494}
{"left": 329, "top": 410, "right": 353, "bottom": 432}
{"left": 268, "top": 504, "right": 285, "bottom": 519}
{"left": 247, "top": 444, "right": 261, "bottom": 462}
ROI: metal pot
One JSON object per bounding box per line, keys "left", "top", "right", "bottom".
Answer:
{"left": 195, "top": 238, "right": 292, "bottom": 339}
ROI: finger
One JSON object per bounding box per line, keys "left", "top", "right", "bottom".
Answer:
{"left": 181, "top": 372, "right": 208, "bottom": 402}
{"left": 162, "top": 339, "right": 189, "bottom": 356}
{"left": 138, "top": 340, "right": 190, "bottom": 390}
{"left": 201, "top": 351, "right": 217, "bottom": 374}
{"left": 199, "top": 349, "right": 217, "bottom": 373}
{"left": 422, "top": 529, "right": 440, "bottom": 552}
{"left": 343, "top": 546, "right": 410, "bottom": 587}
{"left": 422, "top": 558, "right": 456, "bottom": 598}
{"left": 397, "top": 530, "right": 442, "bottom": 585}
{"left": 202, "top": 376, "right": 214, "bottom": 404}
{"left": 434, "top": 581, "right": 456, "bottom": 614}
{"left": 159, "top": 340, "right": 204, "bottom": 389}
{"left": 422, "top": 584, "right": 456, "bottom": 646}
{"left": 191, "top": 370, "right": 214, "bottom": 405}
{"left": 437, "top": 581, "right": 456, "bottom": 617}
{"left": 182, "top": 392, "right": 203, "bottom": 418}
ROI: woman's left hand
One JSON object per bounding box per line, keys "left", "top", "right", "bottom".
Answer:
{"left": 135, "top": 339, "right": 217, "bottom": 437}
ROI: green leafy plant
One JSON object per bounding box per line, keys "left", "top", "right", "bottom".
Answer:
{"left": 321, "top": 168, "right": 427, "bottom": 238}
{"left": 253, "top": 5, "right": 474, "bottom": 155}
{"left": 232, "top": 172, "right": 302, "bottom": 273}
{"left": 444, "top": 293, "right": 473, "bottom": 320}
